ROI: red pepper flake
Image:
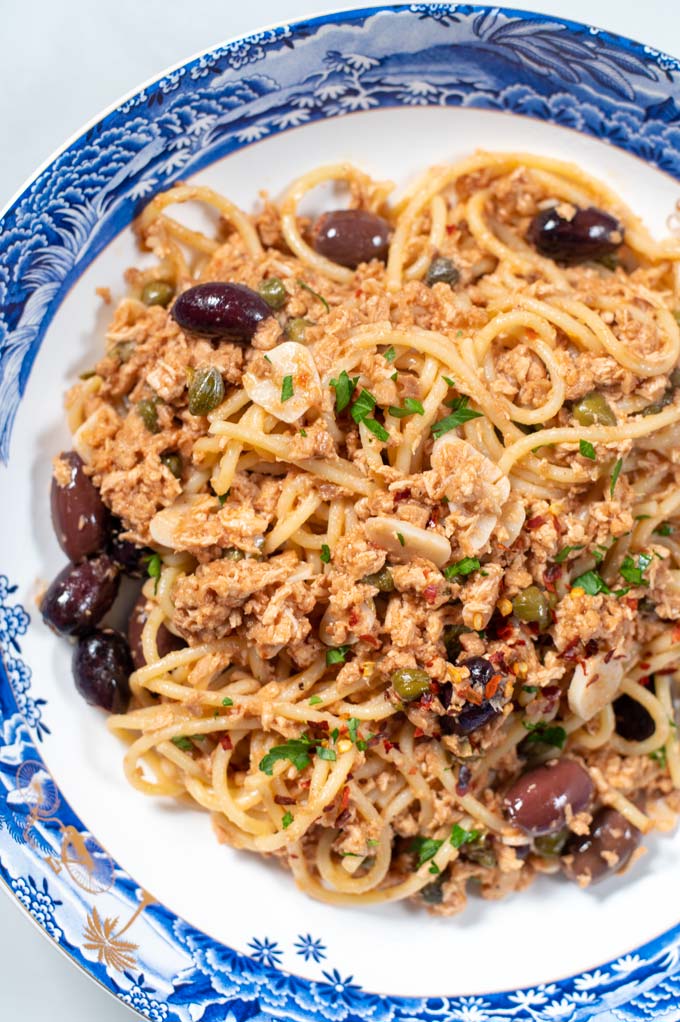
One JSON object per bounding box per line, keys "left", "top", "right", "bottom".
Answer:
{"left": 496, "top": 623, "right": 515, "bottom": 641}
{"left": 625, "top": 598, "right": 639, "bottom": 612}
{"left": 543, "top": 562, "right": 562, "bottom": 593}
{"left": 527, "top": 515, "right": 547, "bottom": 530}
{"left": 355, "top": 289, "right": 363, "bottom": 298}
{"left": 446, "top": 224, "right": 457, "bottom": 235}
{"left": 339, "top": 785, "right": 350, "bottom": 813}
{"left": 638, "top": 675, "right": 651, "bottom": 687}
{"left": 359, "top": 633, "right": 380, "bottom": 648}
{"left": 562, "top": 638, "right": 583, "bottom": 661}
{"left": 673, "top": 623, "right": 680, "bottom": 643}
{"left": 485, "top": 674, "right": 502, "bottom": 700}
{"left": 383, "top": 738, "right": 395, "bottom": 753}
{"left": 274, "top": 795, "right": 295, "bottom": 805}
{"left": 423, "top": 583, "right": 438, "bottom": 604}
{"left": 393, "top": 488, "right": 412, "bottom": 502}
{"left": 585, "top": 638, "right": 599, "bottom": 657}
{"left": 638, "top": 661, "right": 651, "bottom": 671}
{"left": 336, "top": 809, "right": 351, "bottom": 826}
{"left": 420, "top": 691, "right": 434, "bottom": 706}
{"left": 460, "top": 684, "right": 483, "bottom": 706}
{"left": 349, "top": 609, "right": 360, "bottom": 627}
{"left": 219, "top": 734, "right": 233, "bottom": 751}
{"left": 413, "top": 727, "right": 425, "bottom": 738}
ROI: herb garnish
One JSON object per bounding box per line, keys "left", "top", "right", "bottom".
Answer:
{"left": 554, "top": 544, "right": 584, "bottom": 564}
{"left": 522, "top": 720, "right": 567, "bottom": 749}
{"left": 221, "top": 697, "right": 234, "bottom": 707}
{"left": 326, "top": 645, "right": 350, "bottom": 666}
{"left": 259, "top": 735, "right": 336, "bottom": 775}
{"left": 329, "top": 370, "right": 359, "bottom": 412}
{"left": 610, "top": 457, "right": 623, "bottom": 496}
{"left": 309, "top": 695, "right": 323, "bottom": 706}
{"left": 171, "top": 736, "right": 194, "bottom": 751}
{"left": 572, "top": 569, "right": 611, "bottom": 596}
{"left": 411, "top": 837, "right": 443, "bottom": 867}
{"left": 320, "top": 544, "right": 331, "bottom": 564}
{"left": 444, "top": 557, "right": 480, "bottom": 580}
{"left": 282, "top": 811, "right": 294, "bottom": 829}
{"left": 388, "top": 398, "right": 425, "bottom": 418}
{"left": 383, "top": 346, "right": 397, "bottom": 363}
{"left": 297, "top": 278, "right": 329, "bottom": 312}
{"left": 396, "top": 532, "right": 405, "bottom": 547}
{"left": 655, "top": 523, "right": 673, "bottom": 536}
{"left": 450, "top": 824, "right": 482, "bottom": 848}
{"left": 431, "top": 396, "right": 483, "bottom": 438}
{"left": 579, "top": 439, "right": 596, "bottom": 460}
{"left": 619, "top": 552, "right": 653, "bottom": 587}
{"left": 144, "top": 553, "right": 162, "bottom": 595}
{"left": 281, "top": 375, "right": 294, "bottom": 403}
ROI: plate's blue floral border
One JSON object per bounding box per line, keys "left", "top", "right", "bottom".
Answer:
{"left": 2, "top": 5, "right": 680, "bottom": 1019}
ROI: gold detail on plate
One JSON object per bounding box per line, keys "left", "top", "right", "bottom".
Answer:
{"left": 82, "top": 890, "right": 155, "bottom": 973}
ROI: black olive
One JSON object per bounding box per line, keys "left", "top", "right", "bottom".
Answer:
{"left": 172, "top": 282, "right": 271, "bottom": 341}
{"left": 527, "top": 205, "right": 624, "bottom": 265}
{"left": 50, "top": 451, "right": 109, "bottom": 562}
{"left": 72, "top": 630, "right": 132, "bottom": 712}
{"left": 613, "top": 693, "right": 656, "bottom": 742}
{"left": 311, "top": 210, "right": 390, "bottom": 268}
{"left": 41, "top": 556, "right": 120, "bottom": 636}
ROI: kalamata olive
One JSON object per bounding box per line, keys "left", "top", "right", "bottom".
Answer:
{"left": 391, "top": 667, "right": 431, "bottom": 701}
{"left": 527, "top": 205, "right": 624, "bottom": 264}
{"left": 425, "top": 257, "right": 460, "bottom": 288}
{"left": 362, "top": 566, "right": 394, "bottom": 592}
{"left": 562, "top": 807, "right": 641, "bottom": 884}
{"left": 51, "top": 451, "right": 109, "bottom": 562}
{"left": 141, "top": 280, "right": 174, "bottom": 307}
{"left": 441, "top": 700, "right": 500, "bottom": 736}
{"left": 613, "top": 693, "right": 656, "bottom": 742}
{"left": 172, "top": 282, "right": 271, "bottom": 341}
{"left": 41, "top": 556, "right": 120, "bottom": 636}
{"left": 503, "top": 758, "right": 594, "bottom": 836}
{"left": 108, "top": 524, "right": 152, "bottom": 578}
{"left": 462, "top": 656, "right": 496, "bottom": 687}
{"left": 312, "top": 210, "right": 391, "bottom": 269}
{"left": 72, "top": 629, "right": 132, "bottom": 712}
{"left": 127, "top": 594, "right": 186, "bottom": 670}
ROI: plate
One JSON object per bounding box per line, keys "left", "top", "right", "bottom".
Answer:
{"left": 2, "top": 5, "right": 680, "bottom": 1019}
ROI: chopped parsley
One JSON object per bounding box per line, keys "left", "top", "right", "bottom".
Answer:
{"left": 443, "top": 376, "right": 455, "bottom": 387}
{"left": 655, "top": 523, "right": 674, "bottom": 536}
{"left": 411, "top": 836, "right": 443, "bottom": 868}
{"left": 444, "top": 556, "right": 480, "bottom": 580}
{"left": 259, "top": 734, "right": 337, "bottom": 775}
{"left": 329, "top": 370, "right": 359, "bottom": 413}
{"left": 431, "top": 396, "right": 483, "bottom": 438}
{"left": 221, "top": 697, "right": 234, "bottom": 707}
{"left": 522, "top": 685, "right": 538, "bottom": 694}
{"left": 171, "top": 736, "right": 194, "bottom": 751}
{"left": 619, "top": 552, "right": 653, "bottom": 587}
{"left": 390, "top": 371, "right": 398, "bottom": 382}
{"left": 326, "top": 645, "right": 350, "bottom": 666}
{"left": 555, "top": 544, "right": 584, "bottom": 564}
{"left": 351, "top": 388, "right": 377, "bottom": 423}
{"left": 282, "top": 810, "right": 294, "bottom": 829}
{"left": 579, "top": 439, "right": 596, "bottom": 460}
{"left": 316, "top": 746, "right": 337, "bottom": 762}
{"left": 450, "top": 824, "right": 482, "bottom": 848}
{"left": 591, "top": 544, "right": 610, "bottom": 565}
{"left": 428, "top": 863, "right": 441, "bottom": 875}
{"left": 396, "top": 532, "right": 405, "bottom": 547}
{"left": 522, "top": 720, "right": 567, "bottom": 749}
{"left": 610, "top": 457, "right": 623, "bottom": 497}
{"left": 299, "top": 428, "right": 307, "bottom": 437}
{"left": 320, "top": 543, "right": 331, "bottom": 564}
{"left": 144, "top": 553, "right": 162, "bottom": 594}
{"left": 309, "top": 695, "right": 323, "bottom": 706}
{"left": 297, "top": 278, "right": 329, "bottom": 312}
{"left": 572, "top": 569, "right": 614, "bottom": 596}
{"left": 362, "top": 417, "right": 390, "bottom": 442}
{"left": 367, "top": 838, "right": 379, "bottom": 847}
{"left": 348, "top": 718, "right": 360, "bottom": 744}
{"left": 650, "top": 747, "right": 667, "bottom": 768}
{"left": 388, "top": 398, "right": 425, "bottom": 418}
{"left": 218, "top": 492, "right": 229, "bottom": 506}
{"left": 383, "top": 346, "right": 397, "bottom": 363}
{"left": 281, "top": 374, "right": 294, "bottom": 403}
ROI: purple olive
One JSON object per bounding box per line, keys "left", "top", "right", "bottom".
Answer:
{"left": 613, "top": 694, "right": 656, "bottom": 742}
{"left": 108, "top": 521, "right": 152, "bottom": 578}
{"left": 41, "top": 556, "right": 120, "bottom": 636}
{"left": 503, "top": 759, "right": 594, "bottom": 836}
{"left": 441, "top": 701, "right": 500, "bottom": 736}
{"left": 127, "top": 593, "right": 186, "bottom": 670}
{"left": 527, "top": 205, "right": 624, "bottom": 265}
{"left": 172, "top": 282, "right": 271, "bottom": 341}
{"left": 51, "top": 451, "right": 109, "bottom": 562}
{"left": 562, "top": 807, "right": 641, "bottom": 885}
{"left": 312, "top": 210, "right": 391, "bottom": 269}
{"left": 72, "top": 629, "right": 132, "bottom": 712}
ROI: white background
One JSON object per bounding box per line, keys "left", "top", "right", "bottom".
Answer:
{"left": 1, "top": 1, "right": 679, "bottom": 1019}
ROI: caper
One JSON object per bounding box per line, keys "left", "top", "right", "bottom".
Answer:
{"left": 285, "top": 317, "right": 312, "bottom": 343}
{"left": 534, "top": 829, "right": 568, "bottom": 857}
{"left": 443, "top": 623, "right": 471, "bottom": 662}
{"left": 223, "top": 548, "right": 245, "bottom": 561}
{"left": 462, "top": 837, "right": 496, "bottom": 868}
{"left": 258, "top": 277, "right": 288, "bottom": 310}
{"left": 362, "top": 566, "right": 394, "bottom": 592}
{"left": 111, "top": 340, "right": 135, "bottom": 363}
{"left": 141, "top": 280, "right": 175, "bottom": 308}
{"left": 425, "top": 256, "right": 460, "bottom": 288}
{"left": 420, "top": 876, "right": 445, "bottom": 903}
{"left": 391, "top": 667, "right": 430, "bottom": 701}
{"left": 160, "top": 452, "right": 183, "bottom": 479}
{"left": 137, "top": 398, "right": 160, "bottom": 434}
{"left": 188, "top": 366, "right": 225, "bottom": 416}
{"left": 572, "top": 391, "right": 616, "bottom": 426}
{"left": 512, "top": 586, "right": 551, "bottom": 631}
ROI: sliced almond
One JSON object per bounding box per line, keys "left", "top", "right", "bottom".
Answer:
{"left": 243, "top": 341, "right": 321, "bottom": 423}
{"left": 568, "top": 654, "right": 625, "bottom": 721}
{"left": 364, "top": 516, "right": 451, "bottom": 567}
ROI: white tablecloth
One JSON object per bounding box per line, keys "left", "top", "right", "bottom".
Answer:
{"left": 1, "top": 1, "right": 679, "bottom": 1018}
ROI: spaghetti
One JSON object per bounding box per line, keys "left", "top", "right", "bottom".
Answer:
{"left": 55, "top": 151, "right": 680, "bottom": 912}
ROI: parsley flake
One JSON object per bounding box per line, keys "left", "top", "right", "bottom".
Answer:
{"left": 554, "top": 544, "right": 584, "bottom": 564}
{"left": 351, "top": 388, "right": 377, "bottom": 423}
{"left": 411, "top": 836, "right": 443, "bottom": 868}
{"left": 326, "top": 645, "right": 350, "bottom": 666}
{"left": 281, "top": 375, "right": 294, "bottom": 403}
{"left": 522, "top": 720, "right": 567, "bottom": 749}
{"left": 282, "top": 810, "right": 294, "bottom": 829}
{"left": 297, "top": 278, "right": 329, "bottom": 312}
{"left": 443, "top": 376, "right": 455, "bottom": 387}
{"left": 171, "top": 736, "right": 194, "bottom": 751}
{"left": 655, "top": 523, "right": 673, "bottom": 536}
{"left": 432, "top": 396, "right": 483, "bottom": 438}
{"left": 383, "top": 346, "right": 397, "bottom": 363}
{"left": 362, "top": 417, "right": 390, "bottom": 442}
{"left": 259, "top": 737, "right": 315, "bottom": 775}
{"left": 396, "top": 532, "right": 405, "bottom": 547}
{"left": 144, "top": 553, "right": 162, "bottom": 594}
{"left": 444, "top": 557, "right": 480, "bottom": 580}
{"left": 309, "top": 695, "right": 323, "bottom": 706}
{"left": 572, "top": 569, "right": 610, "bottom": 596}
{"left": 329, "top": 370, "right": 359, "bottom": 413}
{"left": 388, "top": 398, "right": 425, "bottom": 418}
{"left": 221, "top": 697, "right": 234, "bottom": 707}
{"left": 650, "top": 747, "right": 667, "bottom": 768}
{"left": 579, "top": 439, "right": 596, "bottom": 460}
{"left": 320, "top": 544, "right": 331, "bottom": 564}
{"left": 619, "top": 552, "right": 653, "bottom": 587}
{"left": 316, "top": 746, "right": 337, "bottom": 762}
{"left": 450, "top": 824, "right": 482, "bottom": 849}
{"left": 299, "top": 428, "right": 307, "bottom": 438}
{"left": 610, "top": 457, "right": 623, "bottom": 496}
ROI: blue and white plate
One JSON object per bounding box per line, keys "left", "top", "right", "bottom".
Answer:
{"left": 2, "top": 5, "right": 680, "bottom": 1019}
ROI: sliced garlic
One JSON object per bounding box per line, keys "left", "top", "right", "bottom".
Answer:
{"left": 243, "top": 341, "right": 321, "bottom": 423}
{"left": 568, "top": 654, "right": 625, "bottom": 721}
{"left": 431, "top": 435, "right": 511, "bottom": 509}
{"left": 364, "top": 516, "right": 451, "bottom": 567}
{"left": 318, "top": 599, "right": 376, "bottom": 647}
{"left": 497, "top": 495, "right": 526, "bottom": 548}
{"left": 149, "top": 495, "right": 202, "bottom": 549}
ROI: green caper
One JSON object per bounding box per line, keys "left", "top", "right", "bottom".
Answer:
{"left": 462, "top": 837, "right": 496, "bottom": 868}
{"left": 258, "top": 277, "right": 288, "bottom": 310}
{"left": 443, "top": 623, "right": 471, "bottom": 662}
{"left": 420, "top": 876, "right": 446, "bottom": 904}
{"left": 512, "top": 586, "right": 551, "bottom": 631}
{"left": 141, "top": 280, "right": 175, "bottom": 308}
{"left": 188, "top": 366, "right": 225, "bottom": 416}
{"left": 391, "top": 667, "right": 431, "bottom": 701}
{"left": 137, "top": 398, "right": 160, "bottom": 434}
{"left": 160, "top": 452, "right": 183, "bottom": 479}
{"left": 285, "top": 317, "right": 312, "bottom": 343}
{"left": 362, "top": 566, "right": 394, "bottom": 592}
{"left": 111, "top": 340, "right": 135, "bottom": 363}
{"left": 534, "top": 830, "right": 568, "bottom": 857}
{"left": 223, "top": 548, "right": 245, "bottom": 561}
{"left": 425, "top": 256, "right": 460, "bottom": 288}
{"left": 572, "top": 391, "right": 616, "bottom": 426}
